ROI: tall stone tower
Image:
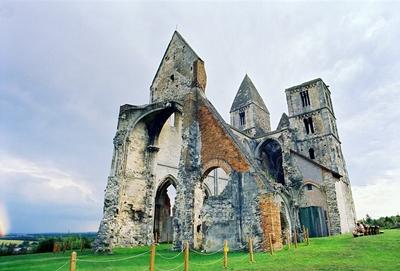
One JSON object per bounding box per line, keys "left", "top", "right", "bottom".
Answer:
{"left": 285, "top": 79, "right": 341, "bottom": 171}
{"left": 230, "top": 75, "right": 271, "bottom": 136}
{"left": 285, "top": 78, "right": 356, "bottom": 233}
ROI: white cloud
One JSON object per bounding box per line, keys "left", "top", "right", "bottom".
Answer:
{"left": 0, "top": 153, "right": 98, "bottom": 205}
{"left": 353, "top": 175, "right": 400, "bottom": 219}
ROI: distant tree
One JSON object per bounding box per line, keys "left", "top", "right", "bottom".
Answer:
{"left": 36, "top": 238, "right": 55, "bottom": 253}
{"left": 365, "top": 214, "right": 373, "bottom": 224}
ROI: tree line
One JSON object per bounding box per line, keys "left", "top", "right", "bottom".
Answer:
{"left": 362, "top": 214, "right": 400, "bottom": 229}
{"left": 0, "top": 235, "right": 94, "bottom": 256}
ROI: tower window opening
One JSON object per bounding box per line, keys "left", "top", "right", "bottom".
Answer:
{"left": 300, "top": 92, "right": 306, "bottom": 107}
{"left": 306, "top": 184, "right": 313, "bottom": 191}
{"left": 239, "top": 112, "right": 246, "bottom": 127}
{"left": 304, "top": 118, "right": 310, "bottom": 134}
{"left": 309, "top": 148, "right": 315, "bottom": 159}
{"left": 300, "top": 91, "right": 310, "bottom": 107}
{"left": 304, "top": 117, "right": 315, "bottom": 134}
{"left": 308, "top": 117, "right": 315, "bottom": 133}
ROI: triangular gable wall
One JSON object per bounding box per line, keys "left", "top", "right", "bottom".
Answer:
{"left": 150, "top": 31, "right": 201, "bottom": 103}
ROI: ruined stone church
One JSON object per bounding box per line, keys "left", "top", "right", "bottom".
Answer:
{"left": 94, "top": 31, "right": 356, "bottom": 252}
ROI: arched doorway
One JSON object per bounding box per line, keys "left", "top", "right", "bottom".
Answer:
{"left": 154, "top": 178, "right": 176, "bottom": 243}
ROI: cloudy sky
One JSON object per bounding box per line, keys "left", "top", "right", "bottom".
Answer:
{"left": 0, "top": 0, "right": 399, "bottom": 233}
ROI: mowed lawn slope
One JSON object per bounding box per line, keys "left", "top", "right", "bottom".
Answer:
{"left": 1, "top": 229, "right": 399, "bottom": 271}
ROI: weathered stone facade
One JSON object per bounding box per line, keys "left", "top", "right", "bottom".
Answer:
{"left": 94, "top": 31, "right": 356, "bottom": 252}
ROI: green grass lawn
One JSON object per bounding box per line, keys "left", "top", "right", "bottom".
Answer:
{"left": 1, "top": 229, "right": 399, "bottom": 271}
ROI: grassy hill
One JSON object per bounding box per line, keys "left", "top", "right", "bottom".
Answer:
{"left": 0, "top": 229, "right": 399, "bottom": 271}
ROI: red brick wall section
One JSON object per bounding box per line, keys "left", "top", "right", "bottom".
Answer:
{"left": 259, "top": 194, "right": 283, "bottom": 251}
{"left": 198, "top": 105, "right": 250, "bottom": 173}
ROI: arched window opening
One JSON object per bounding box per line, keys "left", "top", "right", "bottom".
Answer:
{"left": 154, "top": 180, "right": 176, "bottom": 243}
{"left": 204, "top": 168, "right": 229, "bottom": 196}
{"left": 194, "top": 165, "right": 231, "bottom": 250}
{"left": 309, "top": 148, "right": 315, "bottom": 159}
{"left": 259, "top": 139, "right": 285, "bottom": 185}
{"left": 239, "top": 112, "right": 246, "bottom": 127}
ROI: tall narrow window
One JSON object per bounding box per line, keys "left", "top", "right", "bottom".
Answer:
{"left": 305, "top": 91, "right": 310, "bottom": 106}
{"left": 304, "top": 118, "right": 310, "bottom": 134}
{"left": 304, "top": 117, "right": 315, "bottom": 134}
{"left": 300, "top": 91, "right": 310, "bottom": 107}
{"left": 308, "top": 117, "right": 315, "bottom": 133}
{"left": 309, "top": 148, "right": 315, "bottom": 159}
{"left": 239, "top": 112, "right": 246, "bottom": 126}
{"left": 306, "top": 184, "right": 313, "bottom": 191}
{"left": 300, "top": 92, "right": 306, "bottom": 107}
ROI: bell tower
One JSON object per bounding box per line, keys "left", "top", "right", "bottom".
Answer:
{"left": 285, "top": 78, "right": 344, "bottom": 173}
{"left": 230, "top": 75, "right": 271, "bottom": 137}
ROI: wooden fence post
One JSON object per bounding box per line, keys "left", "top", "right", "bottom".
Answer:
{"left": 223, "top": 240, "right": 229, "bottom": 269}
{"left": 248, "top": 237, "right": 254, "bottom": 263}
{"left": 70, "top": 251, "right": 77, "bottom": 271}
{"left": 287, "top": 232, "right": 291, "bottom": 251}
{"left": 268, "top": 234, "right": 274, "bottom": 255}
{"left": 294, "top": 227, "right": 298, "bottom": 249}
{"left": 149, "top": 244, "right": 155, "bottom": 271}
{"left": 184, "top": 241, "right": 189, "bottom": 271}
{"left": 306, "top": 228, "right": 310, "bottom": 246}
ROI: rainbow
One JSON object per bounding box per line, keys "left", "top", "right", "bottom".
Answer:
{"left": 0, "top": 202, "right": 9, "bottom": 237}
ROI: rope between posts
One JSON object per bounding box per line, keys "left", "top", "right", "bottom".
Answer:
{"left": 77, "top": 250, "right": 150, "bottom": 263}
{"left": 190, "top": 256, "right": 224, "bottom": 266}
{"left": 156, "top": 249, "right": 183, "bottom": 260}
{"left": 230, "top": 253, "right": 250, "bottom": 263}
{"left": 155, "top": 262, "right": 185, "bottom": 271}
{"left": 54, "top": 261, "right": 68, "bottom": 271}
{"left": 189, "top": 247, "right": 223, "bottom": 255}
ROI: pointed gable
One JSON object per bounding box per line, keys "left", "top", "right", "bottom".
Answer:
{"left": 150, "top": 31, "right": 204, "bottom": 103}
{"left": 277, "top": 113, "right": 290, "bottom": 130}
{"left": 230, "top": 74, "right": 269, "bottom": 113}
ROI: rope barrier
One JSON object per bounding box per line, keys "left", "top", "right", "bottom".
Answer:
{"left": 54, "top": 261, "right": 69, "bottom": 271}
{"left": 155, "top": 262, "right": 185, "bottom": 271}
{"left": 77, "top": 250, "right": 150, "bottom": 263}
{"left": 189, "top": 247, "right": 223, "bottom": 255}
{"left": 156, "top": 249, "right": 183, "bottom": 260}
{"left": 0, "top": 256, "right": 70, "bottom": 265}
{"left": 190, "top": 256, "right": 224, "bottom": 266}
{"left": 229, "top": 253, "right": 250, "bottom": 263}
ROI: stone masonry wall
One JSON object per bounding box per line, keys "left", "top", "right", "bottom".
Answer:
{"left": 322, "top": 171, "right": 341, "bottom": 235}
{"left": 198, "top": 103, "right": 250, "bottom": 173}
{"left": 259, "top": 194, "right": 283, "bottom": 251}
